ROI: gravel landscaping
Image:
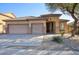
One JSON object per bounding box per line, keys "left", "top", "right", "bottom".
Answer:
{"left": 0, "top": 34, "right": 79, "bottom": 55}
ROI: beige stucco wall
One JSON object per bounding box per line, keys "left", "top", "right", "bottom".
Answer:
{"left": 0, "top": 13, "right": 15, "bottom": 34}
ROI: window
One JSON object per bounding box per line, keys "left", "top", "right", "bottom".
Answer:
{"left": 60, "top": 23, "right": 64, "bottom": 30}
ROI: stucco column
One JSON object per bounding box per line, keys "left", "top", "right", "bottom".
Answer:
{"left": 29, "top": 23, "right": 31, "bottom": 34}
{"left": 6, "top": 24, "right": 9, "bottom": 34}
{"left": 55, "top": 22, "right": 60, "bottom": 33}
{"left": 64, "top": 22, "right": 68, "bottom": 33}
{"left": 43, "top": 22, "right": 46, "bottom": 34}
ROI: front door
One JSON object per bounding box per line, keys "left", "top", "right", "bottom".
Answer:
{"left": 46, "top": 22, "right": 54, "bottom": 33}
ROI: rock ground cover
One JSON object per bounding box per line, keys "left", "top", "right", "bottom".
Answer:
{"left": 0, "top": 34, "right": 79, "bottom": 55}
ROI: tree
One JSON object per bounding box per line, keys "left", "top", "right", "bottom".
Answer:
{"left": 45, "top": 3, "right": 79, "bottom": 36}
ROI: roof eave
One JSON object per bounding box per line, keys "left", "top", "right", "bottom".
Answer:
{"left": 60, "top": 19, "right": 69, "bottom": 22}
{"left": 3, "top": 18, "right": 47, "bottom": 22}
{"left": 40, "top": 14, "right": 62, "bottom": 17}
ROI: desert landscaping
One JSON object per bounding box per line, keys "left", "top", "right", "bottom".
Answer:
{"left": 0, "top": 34, "right": 79, "bottom": 55}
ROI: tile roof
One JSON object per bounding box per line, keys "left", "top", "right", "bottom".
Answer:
{"left": 40, "top": 14, "right": 62, "bottom": 17}
{"left": 15, "top": 16, "right": 44, "bottom": 20}
{"left": 3, "top": 13, "right": 69, "bottom": 22}
{"left": 3, "top": 16, "right": 47, "bottom": 21}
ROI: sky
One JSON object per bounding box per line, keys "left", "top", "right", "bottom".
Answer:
{"left": 0, "top": 3, "right": 48, "bottom": 17}
{"left": 0, "top": 3, "right": 74, "bottom": 22}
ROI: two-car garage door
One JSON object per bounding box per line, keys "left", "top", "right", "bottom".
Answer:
{"left": 8, "top": 24, "right": 29, "bottom": 34}
{"left": 8, "top": 23, "right": 44, "bottom": 34}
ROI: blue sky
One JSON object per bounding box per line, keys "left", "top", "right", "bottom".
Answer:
{"left": 0, "top": 3, "right": 74, "bottom": 22}
{"left": 0, "top": 3, "right": 49, "bottom": 17}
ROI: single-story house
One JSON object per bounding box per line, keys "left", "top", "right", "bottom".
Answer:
{"left": 3, "top": 14, "right": 69, "bottom": 34}
{"left": 0, "top": 13, "right": 16, "bottom": 34}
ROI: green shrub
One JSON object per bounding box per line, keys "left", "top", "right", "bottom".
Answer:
{"left": 60, "top": 30, "right": 65, "bottom": 36}
{"left": 51, "top": 36, "right": 64, "bottom": 44}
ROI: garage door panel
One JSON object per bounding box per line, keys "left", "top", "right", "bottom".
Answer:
{"left": 32, "top": 23, "right": 43, "bottom": 34}
{"left": 9, "top": 24, "right": 29, "bottom": 34}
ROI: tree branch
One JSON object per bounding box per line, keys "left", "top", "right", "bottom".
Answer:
{"left": 72, "top": 3, "right": 78, "bottom": 13}
{"left": 66, "top": 7, "right": 72, "bottom": 13}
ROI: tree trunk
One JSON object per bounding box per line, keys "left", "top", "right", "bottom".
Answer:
{"left": 71, "top": 20, "right": 78, "bottom": 37}
{"left": 70, "top": 13, "right": 78, "bottom": 37}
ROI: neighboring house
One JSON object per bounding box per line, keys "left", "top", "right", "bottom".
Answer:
{"left": 0, "top": 13, "right": 16, "bottom": 34}
{"left": 3, "top": 14, "right": 69, "bottom": 34}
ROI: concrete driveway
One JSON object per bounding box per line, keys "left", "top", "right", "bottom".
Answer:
{"left": 0, "top": 34, "right": 79, "bottom": 55}
{"left": 0, "top": 34, "right": 39, "bottom": 39}
{"left": 0, "top": 34, "right": 43, "bottom": 47}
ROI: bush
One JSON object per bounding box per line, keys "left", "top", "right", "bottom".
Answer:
{"left": 51, "top": 36, "right": 64, "bottom": 44}
{"left": 60, "top": 30, "right": 65, "bottom": 36}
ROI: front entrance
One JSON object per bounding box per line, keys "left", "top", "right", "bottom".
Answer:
{"left": 46, "top": 22, "right": 55, "bottom": 34}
